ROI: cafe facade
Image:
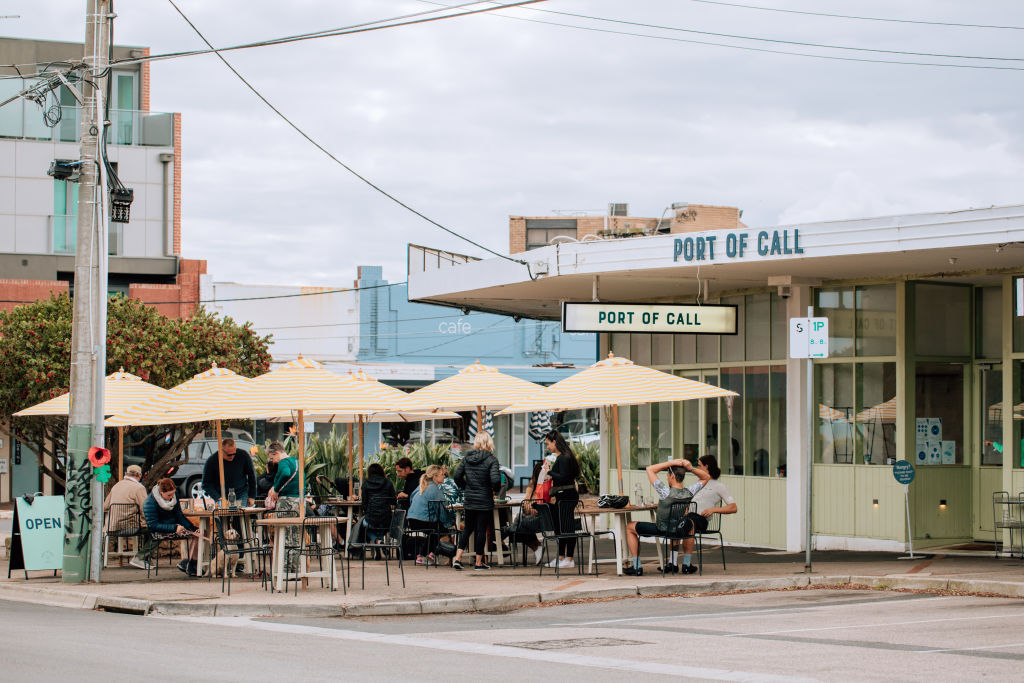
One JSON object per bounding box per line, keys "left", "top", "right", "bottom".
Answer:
{"left": 408, "top": 203, "right": 1024, "bottom": 552}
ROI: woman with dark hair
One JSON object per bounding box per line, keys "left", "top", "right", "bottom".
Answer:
{"left": 504, "top": 460, "right": 546, "bottom": 564}
{"left": 542, "top": 430, "right": 581, "bottom": 569}
{"left": 360, "top": 462, "right": 397, "bottom": 541}
{"left": 676, "top": 454, "right": 737, "bottom": 574}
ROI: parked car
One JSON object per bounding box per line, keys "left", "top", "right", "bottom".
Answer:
{"left": 124, "top": 427, "right": 256, "bottom": 498}
{"left": 557, "top": 419, "right": 600, "bottom": 445}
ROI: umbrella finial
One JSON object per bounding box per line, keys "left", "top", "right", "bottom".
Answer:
{"left": 119, "top": 366, "right": 125, "bottom": 373}
{"left": 211, "top": 361, "right": 218, "bottom": 369}
{"left": 607, "top": 352, "right": 615, "bottom": 358}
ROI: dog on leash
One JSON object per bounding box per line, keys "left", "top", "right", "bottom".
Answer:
{"left": 212, "top": 528, "right": 241, "bottom": 578}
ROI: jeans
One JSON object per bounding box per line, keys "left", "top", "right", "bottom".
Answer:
{"left": 276, "top": 496, "right": 301, "bottom": 571}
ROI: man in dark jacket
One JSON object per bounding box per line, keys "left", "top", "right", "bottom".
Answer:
{"left": 452, "top": 433, "right": 501, "bottom": 570}
{"left": 201, "top": 438, "right": 257, "bottom": 506}
{"left": 394, "top": 457, "right": 423, "bottom": 510}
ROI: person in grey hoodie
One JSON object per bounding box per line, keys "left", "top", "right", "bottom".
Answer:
{"left": 451, "top": 431, "right": 500, "bottom": 571}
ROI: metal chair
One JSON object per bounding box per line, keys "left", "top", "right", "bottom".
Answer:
{"left": 284, "top": 518, "right": 345, "bottom": 596}
{"left": 210, "top": 511, "right": 272, "bottom": 595}
{"left": 649, "top": 501, "right": 697, "bottom": 575}
{"left": 347, "top": 508, "right": 406, "bottom": 589}
{"left": 695, "top": 511, "right": 727, "bottom": 573}
{"left": 537, "top": 500, "right": 589, "bottom": 577}
{"left": 575, "top": 503, "right": 616, "bottom": 576}
{"left": 993, "top": 491, "right": 1024, "bottom": 558}
{"left": 418, "top": 500, "right": 457, "bottom": 569}
{"left": 102, "top": 503, "right": 148, "bottom": 570}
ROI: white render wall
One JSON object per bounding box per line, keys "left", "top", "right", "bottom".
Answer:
{"left": 0, "top": 138, "right": 173, "bottom": 257}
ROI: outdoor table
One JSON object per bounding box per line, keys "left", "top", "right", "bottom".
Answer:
{"left": 182, "top": 506, "right": 268, "bottom": 577}
{"left": 452, "top": 500, "right": 521, "bottom": 566}
{"left": 255, "top": 516, "right": 346, "bottom": 593}
{"left": 579, "top": 504, "right": 657, "bottom": 575}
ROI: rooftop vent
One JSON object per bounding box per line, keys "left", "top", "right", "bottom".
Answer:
{"left": 608, "top": 203, "right": 628, "bottom": 217}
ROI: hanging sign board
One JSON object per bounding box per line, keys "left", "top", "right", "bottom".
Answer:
{"left": 8, "top": 495, "right": 65, "bottom": 576}
{"left": 789, "top": 317, "right": 829, "bottom": 358}
{"left": 561, "top": 302, "right": 737, "bottom": 335}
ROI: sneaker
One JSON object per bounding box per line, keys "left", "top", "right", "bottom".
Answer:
{"left": 129, "top": 556, "right": 151, "bottom": 570}
{"left": 453, "top": 560, "right": 464, "bottom": 571}
{"left": 415, "top": 555, "right": 426, "bottom": 566}
{"left": 558, "top": 558, "right": 574, "bottom": 569}
{"left": 663, "top": 562, "right": 678, "bottom": 574}
{"left": 176, "top": 559, "right": 189, "bottom": 574}
{"left": 427, "top": 552, "right": 436, "bottom": 562}
{"left": 546, "top": 557, "right": 560, "bottom": 568}
{"left": 474, "top": 562, "right": 491, "bottom": 571}
{"left": 623, "top": 565, "right": 643, "bottom": 576}
{"left": 534, "top": 547, "right": 544, "bottom": 565}
{"left": 680, "top": 564, "right": 698, "bottom": 574}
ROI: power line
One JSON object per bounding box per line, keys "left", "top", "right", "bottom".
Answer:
{"left": 113, "top": 1, "right": 547, "bottom": 67}
{"left": 686, "top": 0, "right": 1024, "bottom": 31}
{"left": 166, "top": 0, "right": 536, "bottom": 275}
{"left": 441, "top": 1, "right": 1024, "bottom": 72}
{"left": 497, "top": 2, "right": 1024, "bottom": 63}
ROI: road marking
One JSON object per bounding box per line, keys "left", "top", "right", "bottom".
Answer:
{"left": 166, "top": 616, "right": 821, "bottom": 682}
{"left": 554, "top": 595, "right": 952, "bottom": 626}
{"left": 725, "top": 612, "right": 1024, "bottom": 637}
{"left": 917, "top": 642, "right": 1024, "bottom": 654}
{"left": 554, "top": 580, "right": 586, "bottom": 591}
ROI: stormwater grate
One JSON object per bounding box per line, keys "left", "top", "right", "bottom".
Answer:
{"left": 498, "top": 638, "right": 650, "bottom": 651}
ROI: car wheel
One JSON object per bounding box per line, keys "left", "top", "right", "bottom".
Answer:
{"left": 185, "top": 476, "right": 204, "bottom": 499}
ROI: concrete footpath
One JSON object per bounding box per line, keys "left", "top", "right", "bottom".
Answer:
{"left": 3, "top": 545, "right": 1024, "bottom": 618}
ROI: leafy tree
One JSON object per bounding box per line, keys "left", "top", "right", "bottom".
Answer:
{"left": 0, "top": 294, "right": 272, "bottom": 488}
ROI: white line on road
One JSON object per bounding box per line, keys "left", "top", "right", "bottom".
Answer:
{"left": 165, "top": 616, "right": 822, "bottom": 683}
{"left": 725, "top": 612, "right": 1024, "bottom": 638}
{"left": 554, "top": 595, "right": 953, "bottom": 626}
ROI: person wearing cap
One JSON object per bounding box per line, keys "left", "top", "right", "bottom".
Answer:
{"left": 103, "top": 465, "right": 151, "bottom": 570}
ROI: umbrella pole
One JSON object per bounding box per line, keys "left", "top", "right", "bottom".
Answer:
{"left": 347, "top": 422, "right": 354, "bottom": 499}
{"left": 298, "top": 409, "right": 305, "bottom": 520}
{"left": 476, "top": 406, "right": 483, "bottom": 438}
{"left": 216, "top": 420, "right": 227, "bottom": 508}
{"left": 358, "top": 417, "right": 365, "bottom": 500}
{"left": 611, "top": 404, "right": 624, "bottom": 495}
{"left": 118, "top": 425, "right": 124, "bottom": 480}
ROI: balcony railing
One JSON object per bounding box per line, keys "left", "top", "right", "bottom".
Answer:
{"left": 0, "top": 100, "right": 174, "bottom": 147}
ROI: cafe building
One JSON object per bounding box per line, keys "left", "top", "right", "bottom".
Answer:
{"left": 407, "top": 203, "right": 1024, "bottom": 553}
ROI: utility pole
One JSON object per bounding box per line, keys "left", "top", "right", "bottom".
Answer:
{"left": 63, "top": 0, "right": 110, "bottom": 583}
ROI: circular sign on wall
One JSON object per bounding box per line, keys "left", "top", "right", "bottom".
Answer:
{"left": 893, "top": 460, "right": 916, "bottom": 485}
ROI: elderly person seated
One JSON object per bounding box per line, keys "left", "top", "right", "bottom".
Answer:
{"left": 102, "top": 464, "right": 151, "bottom": 569}
{"left": 143, "top": 477, "right": 200, "bottom": 576}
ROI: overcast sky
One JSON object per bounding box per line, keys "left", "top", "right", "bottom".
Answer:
{"left": 6, "top": 1, "right": 1024, "bottom": 285}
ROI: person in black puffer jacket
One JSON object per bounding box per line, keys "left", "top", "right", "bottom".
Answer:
{"left": 452, "top": 432, "right": 500, "bottom": 571}
{"left": 360, "top": 463, "right": 396, "bottom": 541}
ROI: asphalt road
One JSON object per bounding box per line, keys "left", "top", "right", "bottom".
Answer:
{"left": 4, "top": 590, "right": 1024, "bottom": 681}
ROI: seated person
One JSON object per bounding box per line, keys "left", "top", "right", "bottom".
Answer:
{"left": 102, "top": 464, "right": 151, "bottom": 570}
{"left": 505, "top": 460, "right": 546, "bottom": 565}
{"left": 407, "top": 465, "right": 453, "bottom": 563}
{"left": 437, "top": 464, "right": 464, "bottom": 505}
{"left": 394, "top": 457, "right": 424, "bottom": 510}
{"left": 676, "top": 455, "right": 737, "bottom": 574}
{"left": 360, "top": 463, "right": 396, "bottom": 541}
{"left": 623, "top": 457, "right": 709, "bottom": 576}
{"left": 142, "top": 477, "right": 200, "bottom": 575}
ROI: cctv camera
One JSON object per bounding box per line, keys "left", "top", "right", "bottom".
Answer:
{"left": 777, "top": 285, "right": 792, "bottom": 299}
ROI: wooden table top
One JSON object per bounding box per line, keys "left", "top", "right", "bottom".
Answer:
{"left": 255, "top": 516, "right": 347, "bottom": 527}
{"left": 317, "top": 499, "right": 363, "bottom": 506}
{"left": 182, "top": 506, "right": 267, "bottom": 517}
{"left": 580, "top": 504, "right": 657, "bottom": 514}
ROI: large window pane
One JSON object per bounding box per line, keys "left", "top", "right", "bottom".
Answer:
{"left": 704, "top": 372, "right": 719, "bottom": 466}
{"left": 745, "top": 293, "right": 771, "bottom": 361}
{"left": 980, "top": 366, "right": 1002, "bottom": 466}
{"left": 856, "top": 285, "right": 897, "bottom": 356}
{"left": 816, "top": 288, "right": 854, "bottom": 357}
{"left": 745, "top": 366, "right": 771, "bottom": 476}
{"left": 721, "top": 367, "right": 744, "bottom": 474}
{"left": 915, "top": 362, "right": 964, "bottom": 465}
{"left": 1015, "top": 360, "right": 1024, "bottom": 469}
{"left": 915, "top": 283, "right": 970, "bottom": 357}
{"left": 722, "top": 296, "right": 745, "bottom": 361}
{"left": 678, "top": 372, "right": 701, "bottom": 460}
{"left": 770, "top": 292, "right": 788, "bottom": 360}
{"left": 771, "top": 365, "right": 787, "bottom": 476}
{"left": 856, "top": 363, "right": 897, "bottom": 465}
{"left": 816, "top": 364, "right": 854, "bottom": 463}
{"left": 976, "top": 287, "right": 1002, "bottom": 360}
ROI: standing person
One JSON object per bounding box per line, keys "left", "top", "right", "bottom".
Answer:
{"left": 452, "top": 432, "right": 500, "bottom": 571}
{"left": 201, "top": 438, "right": 257, "bottom": 507}
{"left": 266, "top": 441, "right": 301, "bottom": 571}
{"left": 394, "top": 457, "right": 424, "bottom": 510}
{"left": 676, "top": 455, "right": 737, "bottom": 574}
{"left": 102, "top": 464, "right": 151, "bottom": 570}
{"left": 142, "top": 477, "right": 199, "bottom": 575}
{"left": 542, "top": 430, "right": 582, "bottom": 569}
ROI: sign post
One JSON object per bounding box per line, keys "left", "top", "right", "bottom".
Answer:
{"left": 892, "top": 460, "right": 917, "bottom": 560}
{"left": 8, "top": 496, "right": 65, "bottom": 579}
{"left": 790, "top": 312, "right": 829, "bottom": 573}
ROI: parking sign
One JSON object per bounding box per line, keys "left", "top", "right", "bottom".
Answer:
{"left": 790, "top": 317, "right": 829, "bottom": 358}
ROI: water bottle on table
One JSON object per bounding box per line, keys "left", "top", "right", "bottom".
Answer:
{"left": 227, "top": 488, "right": 237, "bottom": 508}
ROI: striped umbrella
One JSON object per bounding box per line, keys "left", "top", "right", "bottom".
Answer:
{"left": 986, "top": 402, "right": 1024, "bottom": 422}
{"left": 819, "top": 404, "right": 846, "bottom": 421}
{"left": 499, "top": 353, "right": 738, "bottom": 493}
{"left": 467, "top": 410, "right": 494, "bottom": 439}
{"left": 399, "top": 360, "right": 545, "bottom": 441}
{"left": 15, "top": 368, "right": 168, "bottom": 478}
{"left": 854, "top": 397, "right": 897, "bottom": 424}
{"left": 528, "top": 411, "right": 553, "bottom": 441}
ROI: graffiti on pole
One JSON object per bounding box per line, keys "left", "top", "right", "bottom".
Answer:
{"left": 64, "top": 455, "right": 92, "bottom": 553}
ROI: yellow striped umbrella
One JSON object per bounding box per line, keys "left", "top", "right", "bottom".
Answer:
{"left": 14, "top": 368, "right": 169, "bottom": 477}
{"left": 819, "top": 404, "right": 846, "bottom": 421}
{"left": 986, "top": 402, "right": 1024, "bottom": 422}
{"left": 854, "top": 397, "right": 897, "bottom": 424}
{"left": 498, "top": 353, "right": 738, "bottom": 493}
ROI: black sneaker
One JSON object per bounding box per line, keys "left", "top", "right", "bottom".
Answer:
{"left": 680, "top": 564, "right": 698, "bottom": 574}
{"left": 453, "top": 560, "right": 464, "bottom": 571}
{"left": 663, "top": 562, "right": 678, "bottom": 574}
{"left": 474, "top": 562, "right": 491, "bottom": 571}
{"left": 176, "top": 559, "right": 189, "bottom": 574}
{"left": 623, "top": 565, "right": 643, "bottom": 576}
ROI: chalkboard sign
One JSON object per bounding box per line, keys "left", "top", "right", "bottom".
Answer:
{"left": 8, "top": 496, "right": 64, "bottom": 578}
